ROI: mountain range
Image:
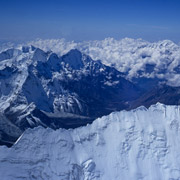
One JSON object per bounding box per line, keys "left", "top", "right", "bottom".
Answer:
{"left": 0, "top": 46, "right": 140, "bottom": 146}
{"left": 0, "top": 38, "right": 180, "bottom": 146}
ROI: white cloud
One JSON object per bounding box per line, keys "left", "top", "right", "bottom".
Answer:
{"left": 1, "top": 37, "right": 180, "bottom": 87}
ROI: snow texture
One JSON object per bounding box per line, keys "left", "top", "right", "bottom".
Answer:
{"left": 1, "top": 103, "right": 180, "bottom": 180}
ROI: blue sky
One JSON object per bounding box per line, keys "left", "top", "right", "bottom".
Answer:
{"left": 0, "top": 0, "right": 180, "bottom": 42}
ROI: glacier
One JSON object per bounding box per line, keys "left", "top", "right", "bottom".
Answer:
{"left": 1, "top": 103, "right": 180, "bottom": 180}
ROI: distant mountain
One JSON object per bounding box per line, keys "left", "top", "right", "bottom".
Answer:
{"left": 19, "top": 38, "right": 180, "bottom": 87}
{"left": 130, "top": 84, "right": 180, "bottom": 109}
{"left": 0, "top": 46, "right": 141, "bottom": 146}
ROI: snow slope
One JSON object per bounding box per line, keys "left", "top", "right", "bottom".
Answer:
{"left": 1, "top": 103, "right": 180, "bottom": 180}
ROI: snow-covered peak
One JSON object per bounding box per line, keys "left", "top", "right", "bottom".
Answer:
{"left": 0, "top": 45, "right": 140, "bottom": 146}
{"left": 61, "top": 49, "right": 85, "bottom": 70}
{"left": 11, "top": 37, "right": 179, "bottom": 86}
{"left": 156, "top": 39, "right": 177, "bottom": 48}
{"left": 32, "top": 48, "right": 48, "bottom": 62}
{"left": 21, "top": 45, "right": 36, "bottom": 53}
{"left": 0, "top": 48, "right": 21, "bottom": 61}
{"left": 1, "top": 103, "right": 180, "bottom": 180}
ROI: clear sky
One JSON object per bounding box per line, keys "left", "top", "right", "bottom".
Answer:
{"left": 0, "top": 0, "right": 180, "bottom": 42}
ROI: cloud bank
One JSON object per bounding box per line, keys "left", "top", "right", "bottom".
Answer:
{"left": 1, "top": 38, "right": 180, "bottom": 86}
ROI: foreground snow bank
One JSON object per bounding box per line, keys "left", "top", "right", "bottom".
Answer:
{"left": 1, "top": 103, "right": 180, "bottom": 180}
